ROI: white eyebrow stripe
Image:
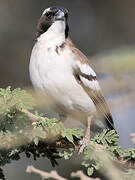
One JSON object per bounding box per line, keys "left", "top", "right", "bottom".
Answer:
{"left": 43, "top": 8, "right": 51, "bottom": 15}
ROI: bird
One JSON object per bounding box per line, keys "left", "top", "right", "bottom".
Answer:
{"left": 29, "top": 6, "right": 116, "bottom": 151}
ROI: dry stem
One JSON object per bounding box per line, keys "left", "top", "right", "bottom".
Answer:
{"left": 71, "top": 171, "right": 100, "bottom": 180}
{"left": 17, "top": 108, "right": 44, "bottom": 122}
{"left": 26, "top": 166, "right": 100, "bottom": 180}
{"left": 130, "top": 133, "right": 135, "bottom": 144}
{"left": 26, "top": 165, "right": 67, "bottom": 180}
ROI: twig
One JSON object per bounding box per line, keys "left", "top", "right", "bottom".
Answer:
{"left": 26, "top": 166, "right": 101, "bottom": 180}
{"left": 17, "top": 108, "right": 135, "bottom": 169}
{"left": 17, "top": 108, "right": 44, "bottom": 122}
{"left": 26, "top": 165, "right": 67, "bottom": 180}
{"left": 71, "top": 171, "right": 100, "bottom": 180}
{"left": 130, "top": 133, "right": 135, "bottom": 144}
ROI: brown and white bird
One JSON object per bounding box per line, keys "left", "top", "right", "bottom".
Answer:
{"left": 29, "top": 6, "right": 116, "bottom": 146}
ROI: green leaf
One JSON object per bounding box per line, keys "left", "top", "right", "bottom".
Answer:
{"left": 81, "top": 161, "right": 90, "bottom": 168}
{"left": 59, "top": 148, "right": 74, "bottom": 160}
{"left": 87, "top": 167, "right": 94, "bottom": 176}
{"left": 66, "top": 134, "right": 74, "bottom": 143}
{"left": 33, "top": 137, "right": 39, "bottom": 146}
{"left": 61, "top": 128, "right": 84, "bottom": 143}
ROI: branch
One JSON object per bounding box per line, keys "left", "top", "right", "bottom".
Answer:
{"left": 26, "top": 166, "right": 101, "bottom": 180}
{"left": 71, "top": 171, "right": 100, "bottom": 180}
{"left": 130, "top": 133, "right": 135, "bottom": 144}
{"left": 18, "top": 108, "right": 135, "bottom": 170}
{"left": 26, "top": 165, "right": 67, "bottom": 180}
{"left": 17, "top": 108, "right": 44, "bottom": 122}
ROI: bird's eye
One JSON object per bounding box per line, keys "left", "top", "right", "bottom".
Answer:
{"left": 46, "top": 12, "right": 53, "bottom": 19}
{"left": 65, "top": 12, "right": 68, "bottom": 18}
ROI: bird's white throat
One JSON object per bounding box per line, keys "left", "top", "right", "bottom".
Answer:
{"left": 37, "top": 20, "right": 66, "bottom": 48}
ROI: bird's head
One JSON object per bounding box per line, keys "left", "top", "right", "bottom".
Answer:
{"left": 36, "top": 6, "right": 69, "bottom": 39}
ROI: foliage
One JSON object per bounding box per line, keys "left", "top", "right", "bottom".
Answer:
{"left": 0, "top": 86, "right": 34, "bottom": 132}
{"left": 92, "top": 129, "right": 123, "bottom": 158}
{"left": 81, "top": 130, "right": 121, "bottom": 176}
{"left": 59, "top": 148, "right": 74, "bottom": 160}
{"left": 0, "top": 87, "right": 135, "bottom": 180}
{"left": 81, "top": 130, "right": 135, "bottom": 179}
{"left": 123, "top": 148, "right": 135, "bottom": 160}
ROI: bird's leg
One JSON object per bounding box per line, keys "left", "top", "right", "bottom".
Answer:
{"left": 79, "top": 116, "right": 93, "bottom": 154}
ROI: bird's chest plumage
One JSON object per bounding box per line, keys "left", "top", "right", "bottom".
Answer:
{"left": 30, "top": 43, "right": 74, "bottom": 92}
{"left": 29, "top": 41, "right": 96, "bottom": 116}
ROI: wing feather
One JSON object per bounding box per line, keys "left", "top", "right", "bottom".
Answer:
{"left": 75, "top": 70, "right": 115, "bottom": 130}
{"left": 66, "top": 38, "right": 115, "bottom": 130}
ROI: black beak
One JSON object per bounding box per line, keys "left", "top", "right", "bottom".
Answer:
{"left": 55, "top": 9, "right": 65, "bottom": 21}
{"left": 48, "top": 6, "right": 68, "bottom": 21}
{"left": 55, "top": 8, "right": 68, "bottom": 21}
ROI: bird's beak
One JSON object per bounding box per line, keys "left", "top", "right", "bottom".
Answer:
{"left": 54, "top": 10, "right": 65, "bottom": 21}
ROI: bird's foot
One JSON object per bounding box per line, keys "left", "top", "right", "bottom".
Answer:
{"left": 78, "top": 116, "right": 93, "bottom": 154}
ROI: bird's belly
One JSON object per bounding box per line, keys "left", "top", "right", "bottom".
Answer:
{"left": 29, "top": 46, "right": 96, "bottom": 115}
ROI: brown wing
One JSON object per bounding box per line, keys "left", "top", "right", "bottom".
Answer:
{"left": 66, "top": 38, "right": 115, "bottom": 130}
{"left": 75, "top": 71, "right": 115, "bottom": 130}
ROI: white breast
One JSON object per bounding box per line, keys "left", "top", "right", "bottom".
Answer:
{"left": 30, "top": 42, "right": 96, "bottom": 116}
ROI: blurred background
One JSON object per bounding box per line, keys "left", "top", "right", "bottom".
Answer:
{"left": 1, "top": 0, "right": 135, "bottom": 179}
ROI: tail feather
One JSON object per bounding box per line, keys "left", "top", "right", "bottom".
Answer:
{"left": 104, "top": 114, "right": 117, "bottom": 133}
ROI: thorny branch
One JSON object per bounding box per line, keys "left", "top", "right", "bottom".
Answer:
{"left": 131, "top": 133, "right": 135, "bottom": 144}
{"left": 71, "top": 171, "right": 100, "bottom": 180}
{"left": 19, "top": 108, "right": 135, "bottom": 170}
{"left": 26, "top": 165, "right": 66, "bottom": 180}
{"left": 17, "top": 108, "right": 44, "bottom": 122}
{"left": 26, "top": 166, "right": 100, "bottom": 180}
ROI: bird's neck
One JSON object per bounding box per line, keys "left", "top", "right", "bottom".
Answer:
{"left": 37, "top": 21, "right": 66, "bottom": 48}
